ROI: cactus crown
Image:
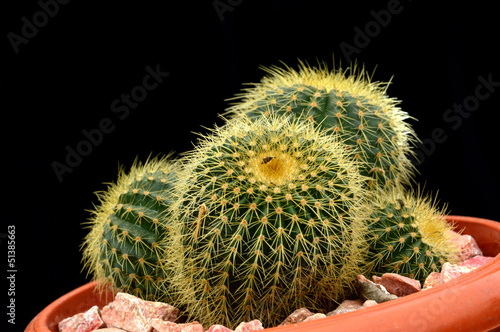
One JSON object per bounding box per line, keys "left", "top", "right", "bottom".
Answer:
{"left": 81, "top": 156, "right": 180, "bottom": 301}
{"left": 226, "top": 61, "right": 417, "bottom": 189}
{"left": 169, "top": 114, "right": 370, "bottom": 328}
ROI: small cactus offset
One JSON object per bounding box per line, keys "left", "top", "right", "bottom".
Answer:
{"left": 170, "top": 114, "right": 371, "bottom": 328}
{"left": 81, "top": 156, "right": 181, "bottom": 302}
{"left": 227, "top": 61, "right": 417, "bottom": 190}
{"left": 366, "top": 186, "right": 460, "bottom": 283}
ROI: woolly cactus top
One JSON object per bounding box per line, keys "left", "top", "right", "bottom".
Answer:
{"left": 168, "top": 114, "right": 371, "bottom": 327}
{"left": 227, "top": 61, "right": 417, "bottom": 189}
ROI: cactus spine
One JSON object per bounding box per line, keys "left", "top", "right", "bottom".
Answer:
{"left": 81, "top": 156, "right": 180, "bottom": 302}
{"left": 227, "top": 61, "right": 417, "bottom": 189}
{"left": 366, "top": 186, "right": 460, "bottom": 282}
{"left": 170, "top": 114, "right": 370, "bottom": 328}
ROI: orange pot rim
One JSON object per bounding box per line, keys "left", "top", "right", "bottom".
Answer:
{"left": 25, "top": 216, "right": 500, "bottom": 332}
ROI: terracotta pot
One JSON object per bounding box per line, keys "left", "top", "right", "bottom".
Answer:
{"left": 25, "top": 216, "right": 500, "bottom": 332}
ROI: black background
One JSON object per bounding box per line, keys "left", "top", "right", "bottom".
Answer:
{"left": 1, "top": 0, "right": 499, "bottom": 330}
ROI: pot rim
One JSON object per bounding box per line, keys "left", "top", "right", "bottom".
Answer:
{"left": 25, "top": 215, "right": 500, "bottom": 332}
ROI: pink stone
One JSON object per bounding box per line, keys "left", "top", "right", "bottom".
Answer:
{"left": 423, "top": 272, "right": 442, "bottom": 289}
{"left": 302, "top": 313, "right": 326, "bottom": 322}
{"left": 280, "top": 307, "right": 314, "bottom": 325}
{"left": 181, "top": 324, "right": 205, "bottom": 332}
{"left": 95, "top": 329, "right": 128, "bottom": 332}
{"left": 234, "top": 320, "right": 264, "bottom": 332}
{"left": 422, "top": 257, "right": 494, "bottom": 289}
{"left": 440, "top": 262, "right": 476, "bottom": 283}
{"left": 461, "top": 255, "right": 494, "bottom": 268}
{"left": 58, "top": 305, "right": 105, "bottom": 332}
{"left": 361, "top": 300, "right": 378, "bottom": 308}
{"left": 206, "top": 324, "right": 233, "bottom": 332}
{"left": 150, "top": 318, "right": 204, "bottom": 332}
{"left": 327, "top": 299, "right": 364, "bottom": 316}
{"left": 327, "top": 298, "right": 378, "bottom": 316}
{"left": 101, "top": 292, "right": 179, "bottom": 332}
{"left": 372, "top": 273, "right": 421, "bottom": 297}
{"left": 439, "top": 256, "right": 494, "bottom": 284}
{"left": 449, "top": 231, "right": 483, "bottom": 261}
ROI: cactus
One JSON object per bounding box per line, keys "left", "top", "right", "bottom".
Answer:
{"left": 366, "top": 185, "right": 460, "bottom": 283}
{"left": 226, "top": 61, "right": 417, "bottom": 190}
{"left": 170, "top": 114, "right": 370, "bottom": 328}
{"left": 81, "top": 156, "right": 181, "bottom": 302}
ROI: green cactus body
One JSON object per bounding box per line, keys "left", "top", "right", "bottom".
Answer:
{"left": 82, "top": 157, "right": 180, "bottom": 301}
{"left": 171, "top": 115, "right": 370, "bottom": 328}
{"left": 227, "top": 62, "right": 416, "bottom": 189}
{"left": 366, "top": 187, "right": 460, "bottom": 283}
